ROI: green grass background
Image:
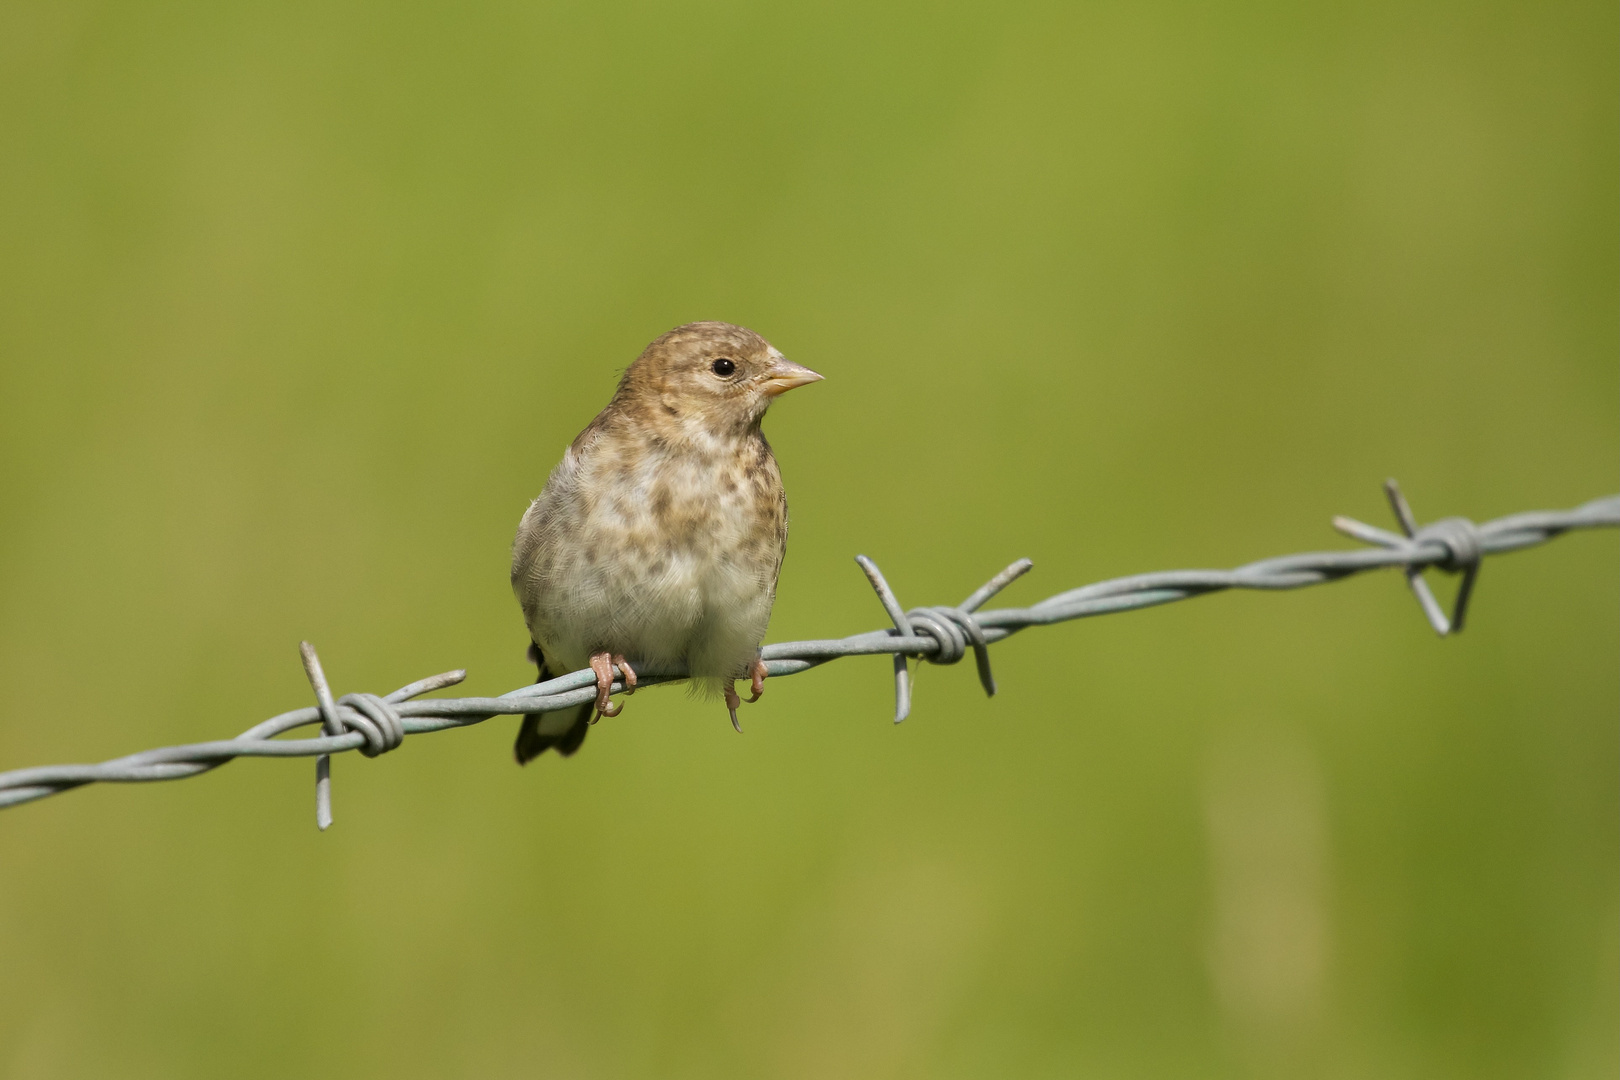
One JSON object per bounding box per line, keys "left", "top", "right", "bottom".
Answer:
{"left": 0, "top": 1, "right": 1615, "bottom": 1076}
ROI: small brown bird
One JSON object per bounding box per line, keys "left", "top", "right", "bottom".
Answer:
{"left": 510, "top": 322, "right": 823, "bottom": 762}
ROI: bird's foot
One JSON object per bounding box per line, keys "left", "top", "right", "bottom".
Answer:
{"left": 588, "top": 651, "right": 626, "bottom": 722}
{"left": 612, "top": 654, "right": 637, "bottom": 695}
{"left": 745, "top": 657, "right": 767, "bottom": 703}
{"left": 724, "top": 658, "right": 768, "bottom": 732}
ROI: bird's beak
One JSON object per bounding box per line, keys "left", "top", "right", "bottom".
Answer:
{"left": 762, "top": 357, "right": 824, "bottom": 396}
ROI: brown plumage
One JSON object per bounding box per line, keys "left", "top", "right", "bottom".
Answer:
{"left": 510, "top": 322, "right": 823, "bottom": 762}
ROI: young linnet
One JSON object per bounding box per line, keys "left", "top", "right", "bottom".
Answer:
{"left": 510, "top": 322, "right": 823, "bottom": 763}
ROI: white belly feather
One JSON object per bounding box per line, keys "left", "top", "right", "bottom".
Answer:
{"left": 513, "top": 430, "right": 785, "bottom": 692}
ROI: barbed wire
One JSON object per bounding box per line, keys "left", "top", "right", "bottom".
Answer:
{"left": 2, "top": 479, "right": 1615, "bottom": 827}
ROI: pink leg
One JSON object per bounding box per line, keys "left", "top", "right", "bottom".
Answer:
{"left": 612, "top": 654, "right": 637, "bottom": 694}
{"left": 589, "top": 652, "right": 623, "bottom": 721}
{"left": 724, "top": 684, "right": 744, "bottom": 733}
{"left": 745, "top": 657, "right": 767, "bottom": 703}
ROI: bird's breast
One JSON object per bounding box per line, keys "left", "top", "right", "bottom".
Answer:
{"left": 520, "top": 431, "right": 786, "bottom": 677}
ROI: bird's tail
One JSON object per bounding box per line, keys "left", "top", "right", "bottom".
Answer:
{"left": 514, "top": 643, "right": 591, "bottom": 764}
{"left": 514, "top": 702, "right": 592, "bottom": 764}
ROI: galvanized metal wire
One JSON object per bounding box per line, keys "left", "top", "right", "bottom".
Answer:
{"left": 2, "top": 480, "right": 1615, "bottom": 827}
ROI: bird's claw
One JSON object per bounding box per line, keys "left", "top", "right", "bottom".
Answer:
{"left": 746, "top": 658, "right": 767, "bottom": 703}
{"left": 613, "top": 653, "right": 637, "bottom": 695}
{"left": 723, "top": 659, "right": 768, "bottom": 731}
{"left": 589, "top": 651, "right": 632, "bottom": 722}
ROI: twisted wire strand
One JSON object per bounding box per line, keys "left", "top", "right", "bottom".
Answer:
{"left": 1, "top": 483, "right": 1615, "bottom": 824}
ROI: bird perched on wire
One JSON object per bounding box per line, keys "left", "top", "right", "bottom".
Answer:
{"left": 510, "top": 321, "right": 823, "bottom": 763}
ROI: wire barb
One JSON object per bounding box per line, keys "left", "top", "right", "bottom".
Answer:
{"left": 1, "top": 487, "right": 1615, "bottom": 824}
{"left": 297, "top": 642, "right": 412, "bottom": 829}
{"left": 854, "top": 555, "right": 914, "bottom": 722}
{"left": 1331, "top": 479, "right": 1484, "bottom": 636}
{"left": 299, "top": 642, "right": 341, "bottom": 831}
{"left": 855, "top": 556, "right": 1032, "bottom": 722}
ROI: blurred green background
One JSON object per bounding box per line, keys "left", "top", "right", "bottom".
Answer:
{"left": 0, "top": 0, "right": 1615, "bottom": 1076}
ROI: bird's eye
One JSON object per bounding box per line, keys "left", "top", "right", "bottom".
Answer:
{"left": 710, "top": 358, "right": 736, "bottom": 377}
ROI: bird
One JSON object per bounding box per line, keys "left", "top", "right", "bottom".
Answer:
{"left": 509, "top": 321, "right": 823, "bottom": 763}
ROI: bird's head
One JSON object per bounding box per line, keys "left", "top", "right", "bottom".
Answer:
{"left": 614, "top": 321, "right": 823, "bottom": 439}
